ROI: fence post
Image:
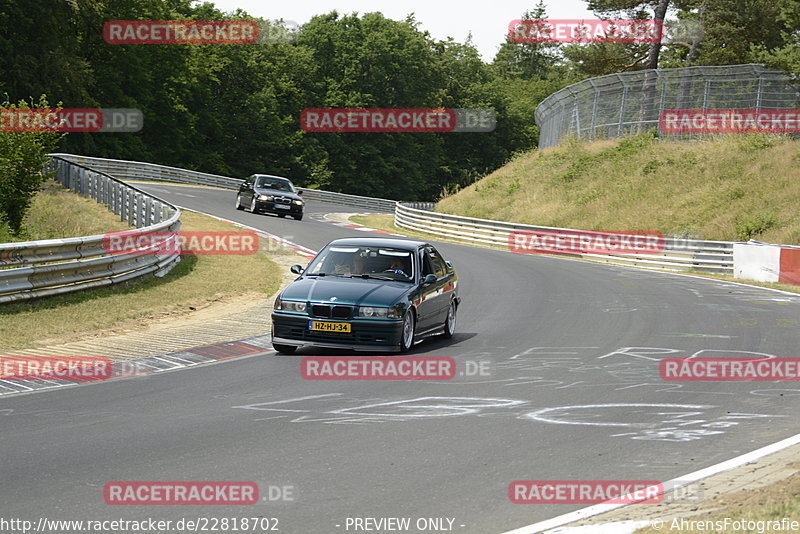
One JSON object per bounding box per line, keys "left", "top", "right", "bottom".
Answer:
{"left": 589, "top": 80, "right": 598, "bottom": 140}
{"left": 756, "top": 75, "right": 764, "bottom": 109}
{"left": 617, "top": 74, "right": 628, "bottom": 137}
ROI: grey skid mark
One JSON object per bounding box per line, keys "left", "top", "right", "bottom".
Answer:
{"left": 597, "top": 347, "right": 684, "bottom": 362}
{"left": 520, "top": 403, "right": 716, "bottom": 428}
{"left": 509, "top": 347, "right": 598, "bottom": 360}
{"left": 290, "top": 415, "right": 395, "bottom": 425}
{"left": 233, "top": 393, "right": 343, "bottom": 411}
{"left": 751, "top": 389, "right": 800, "bottom": 397}
{"left": 329, "top": 397, "right": 528, "bottom": 419}
{"left": 611, "top": 382, "right": 734, "bottom": 396}
{"left": 689, "top": 348, "right": 777, "bottom": 359}
{"left": 662, "top": 333, "right": 734, "bottom": 339}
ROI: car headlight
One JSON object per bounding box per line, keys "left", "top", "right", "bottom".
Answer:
{"left": 258, "top": 195, "right": 273, "bottom": 201}
{"left": 358, "top": 306, "right": 397, "bottom": 318}
{"left": 292, "top": 200, "right": 304, "bottom": 206}
{"left": 276, "top": 299, "right": 307, "bottom": 313}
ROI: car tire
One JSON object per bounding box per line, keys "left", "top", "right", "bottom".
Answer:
{"left": 293, "top": 213, "right": 303, "bottom": 221}
{"left": 249, "top": 197, "right": 257, "bottom": 213}
{"left": 442, "top": 300, "right": 456, "bottom": 339}
{"left": 273, "top": 343, "right": 297, "bottom": 354}
{"left": 235, "top": 194, "right": 244, "bottom": 210}
{"left": 399, "top": 310, "right": 415, "bottom": 353}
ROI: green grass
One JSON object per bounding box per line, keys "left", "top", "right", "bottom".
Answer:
{"left": 1, "top": 206, "right": 284, "bottom": 350}
{"left": 0, "top": 179, "right": 130, "bottom": 242}
{"left": 635, "top": 469, "right": 800, "bottom": 533}
{"left": 436, "top": 132, "right": 800, "bottom": 245}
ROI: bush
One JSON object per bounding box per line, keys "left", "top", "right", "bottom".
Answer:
{"left": 0, "top": 96, "right": 63, "bottom": 236}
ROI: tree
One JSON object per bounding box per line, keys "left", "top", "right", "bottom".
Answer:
{"left": 493, "top": 1, "right": 560, "bottom": 80}
{"left": 0, "top": 98, "right": 64, "bottom": 236}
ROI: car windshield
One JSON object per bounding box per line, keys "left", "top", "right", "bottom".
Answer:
{"left": 306, "top": 245, "right": 414, "bottom": 282}
{"left": 255, "top": 177, "right": 293, "bottom": 192}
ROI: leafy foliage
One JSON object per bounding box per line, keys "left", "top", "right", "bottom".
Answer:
{"left": 0, "top": 98, "right": 63, "bottom": 236}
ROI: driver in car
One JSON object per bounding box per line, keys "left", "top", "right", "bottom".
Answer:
{"left": 388, "top": 257, "right": 411, "bottom": 278}
{"left": 333, "top": 253, "right": 366, "bottom": 275}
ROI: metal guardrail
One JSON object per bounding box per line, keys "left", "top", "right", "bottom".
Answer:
{"left": 535, "top": 64, "right": 800, "bottom": 148}
{"left": 27, "top": 154, "right": 735, "bottom": 277}
{"left": 49, "top": 154, "right": 426, "bottom": 213}
{"left": 0, "top": 157, "right": 181, "bottom": 303}
{"left": 395, "top": 203, "right": 734, "bottom": 274}
{"left": 50, "top": 153, "right": 243, "bottom": 190}
{"left": 296, "top": 189, "right": 397, "bottom": 213}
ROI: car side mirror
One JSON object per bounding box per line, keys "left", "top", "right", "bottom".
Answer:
{"left": 422, "top": 274, "right": 437, "bottom": 285}
{"left": 290, "top": 264, "right": 304, "bottom": 274}
{"left": 297, "top": 190, "right": 303, "bottom": 196}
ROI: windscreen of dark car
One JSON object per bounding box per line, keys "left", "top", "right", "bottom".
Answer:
{"left": 306, "top": 245, "right": 414, "bottom": 281}
{"left": 255, "top": 177, "right": 294, "bottom": 192}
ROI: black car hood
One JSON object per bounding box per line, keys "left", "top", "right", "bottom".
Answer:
{"left": 254, "top": 187, "right": 301, "bottom": 201}
{"left": 281, "top": 276, "right": 413, "bottom": 307}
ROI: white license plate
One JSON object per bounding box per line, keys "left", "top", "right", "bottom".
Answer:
{"left": 275, "top": 204, "right": 290, "bottom": 209}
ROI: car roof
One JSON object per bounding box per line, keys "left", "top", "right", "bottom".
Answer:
{"left": 326, "top": 237, "right": 431, "bottom": 250}
{"left": 250, "top": 174, "right": 293, "bottom": 182}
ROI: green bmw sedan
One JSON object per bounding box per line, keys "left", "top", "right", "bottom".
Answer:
{"left": 271, "top": 237, "right": 460, "bottom": 353}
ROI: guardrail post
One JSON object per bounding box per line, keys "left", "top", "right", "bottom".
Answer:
{"left": 133, "top": 193, "right": 142, "bottom": 227}
{"left": 100, "top": 176, "right": 108, "bottom": 206}
{"left": 121, "top": 187, "right": 128, "bottom": 222}
{"left": 145, "top": 197, "right": 153, "bottom": 225}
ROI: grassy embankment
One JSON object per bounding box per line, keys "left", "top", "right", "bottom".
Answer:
{"left": 353, "top": 133, "right": 800, "bottom": 292}
{"left": 0, "top": 180, "right": 285, "bottom": 350}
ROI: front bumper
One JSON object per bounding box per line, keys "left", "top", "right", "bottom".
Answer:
{"left": 271, "top": 312, "right": 404, "bottom": 352}
{"left": 255, "top": 201, "right": 303, "bottom": 216}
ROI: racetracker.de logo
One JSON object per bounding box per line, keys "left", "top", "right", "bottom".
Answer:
{"left": 103, "top": 231, "right": 259, "bottom": 256}
{"left": 104, "top": 20, "right": 259, "bottom": 44}
{"left": 508, "top": 19, "right": 662, "bottom": 43}
{"left": 660, "top": 357, "right": 800, "bottom": 381}
{"left": 103, "top": 482, "right": 259, "bottom": 505}
{"left": 0, "top": 108, "right": 142, "bottom": 132}
{"left": 659, "top": 109, "right": 800, "bottom": 134}
{"left": 299, "top": 109, "right": 496, "bottom": 133}
{"left": 301, "top": 356, "right": 456, "bottom": 380}
{"left": 509, "top": 480, "right": 663, "bottom": 504}
{"left": 0, "top": 356, "right": 112, "bottom": 381}
{"left": 509, "top": 229, "right": 664, "bottom": 255}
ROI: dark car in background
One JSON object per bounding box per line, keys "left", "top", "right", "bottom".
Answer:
{"left": 236, "top": 174, "right": 304, "bottom": 220}
{"left": 271, "top": 237, "right": 460, "bottom": 353}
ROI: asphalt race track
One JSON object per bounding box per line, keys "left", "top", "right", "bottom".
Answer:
{"left": 3, "top": 183, "right": 800, "bottom": 533}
